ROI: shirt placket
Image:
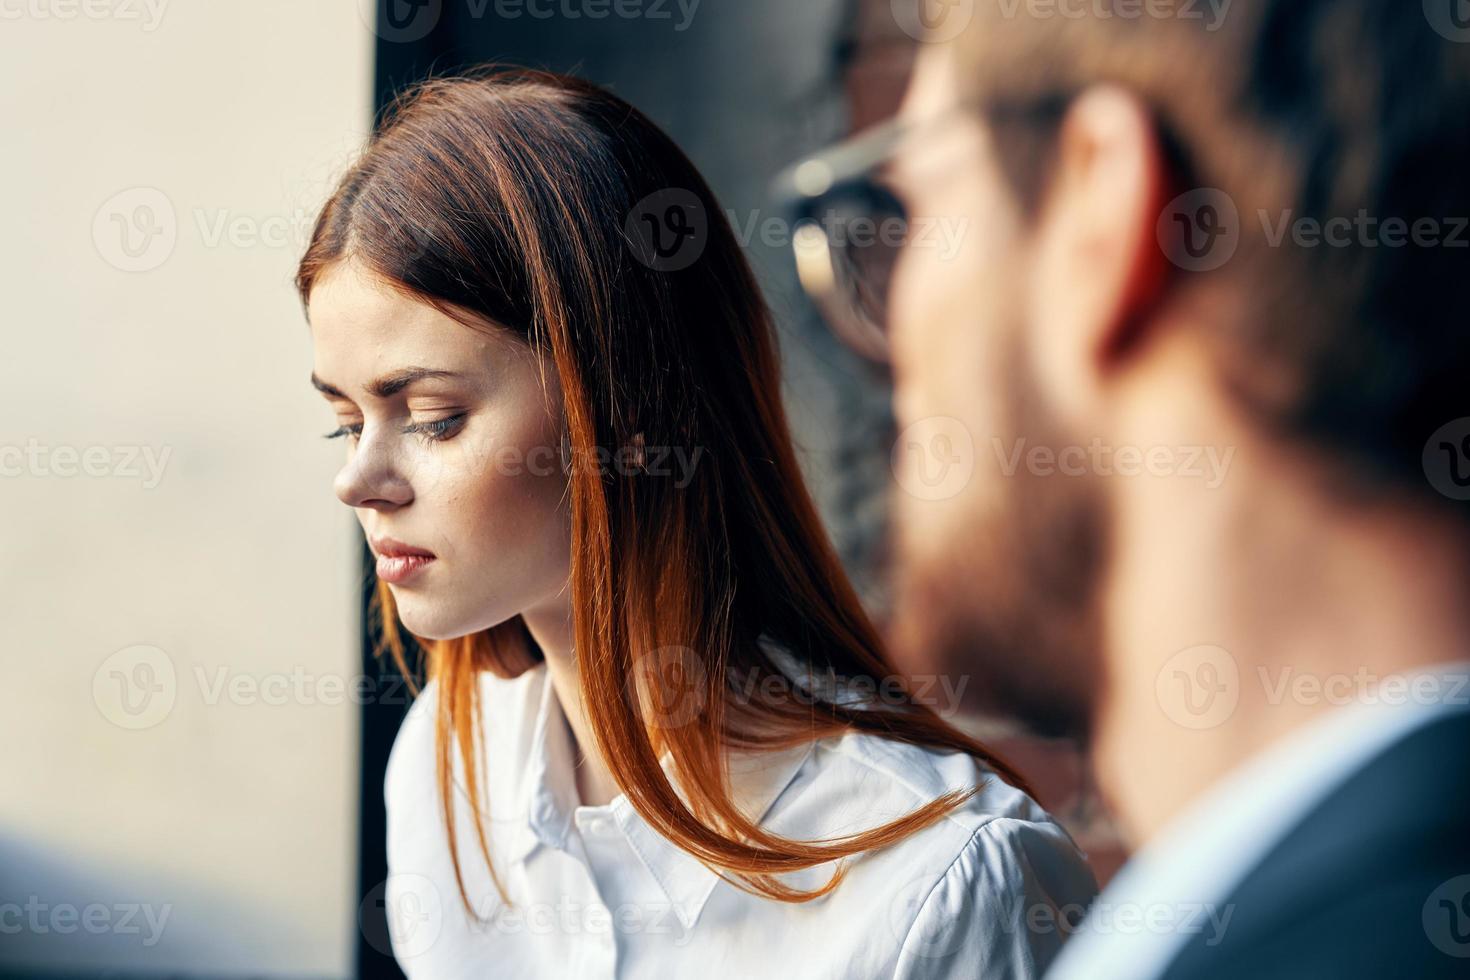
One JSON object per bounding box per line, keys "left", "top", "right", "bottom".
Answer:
{"left": 567, "top": 808, "right": 622, "bottom": 977}
{"left": 525, "top": 670, "right": 621, "bottom": 978}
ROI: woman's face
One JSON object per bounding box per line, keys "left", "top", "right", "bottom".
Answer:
{"left": 308, "top": 256, "right": 572, "bottom": 641}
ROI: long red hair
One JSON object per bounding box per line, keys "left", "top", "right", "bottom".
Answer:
{"left": 297, "top": 66, "right": 1030, "bottom": 916}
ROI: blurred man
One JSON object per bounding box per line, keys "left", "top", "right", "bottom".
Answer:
{"left": 786, "top": 1, "right": 1470, "bottom": 976}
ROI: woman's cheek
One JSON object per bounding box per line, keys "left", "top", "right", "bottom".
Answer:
{"left": 458, "top": 430, "right": 570, "bottom": 549}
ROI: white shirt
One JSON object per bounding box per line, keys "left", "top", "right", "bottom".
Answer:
{"left": 382, "top": 662, "right": 1099, "bottom": 979}
{"left": 1044, "top": 659, "right": 1470, "bottom": 980}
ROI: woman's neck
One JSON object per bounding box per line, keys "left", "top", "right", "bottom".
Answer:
{"left": 520, "top": 596, "right": 622, "bottom": 807}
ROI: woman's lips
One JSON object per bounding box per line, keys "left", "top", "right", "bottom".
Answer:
{"left": 376, "top": 553, "right": 435, "bottom": 584}
{"left": 370, "top": 537, "right": 436, "bottom": 584}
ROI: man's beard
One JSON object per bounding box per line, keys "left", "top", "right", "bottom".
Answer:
{"left": 887, "top": 333, "right": 1107, "bottom": 741}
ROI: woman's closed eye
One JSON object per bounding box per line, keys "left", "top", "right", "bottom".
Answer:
{"left": 323, "top": 413, "right": 468, "bottom": 443}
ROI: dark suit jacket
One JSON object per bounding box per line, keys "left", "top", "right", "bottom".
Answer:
{"left": 1159, "top": 708, "right": 1470, "bottom": 979}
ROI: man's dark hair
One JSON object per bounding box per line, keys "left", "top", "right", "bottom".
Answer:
{"left": 957, "top": 0, "right": 1470, "bottom": 507}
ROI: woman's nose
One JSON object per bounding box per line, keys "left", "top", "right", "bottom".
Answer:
{"left": 333, "top": 428, "right": 414, "bottom": 510}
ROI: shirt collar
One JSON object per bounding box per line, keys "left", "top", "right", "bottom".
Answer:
{"left": 502, "top": 662, "right": 815, "bottom": 929}
{"left": 506, "top": 663, "right": 580, "bottom": 864}
{"left": 1046, "top": 657, "right": 1470, "bottom": 980}
{"left": 611, "top": 738, "right": 815, "bottom": 931}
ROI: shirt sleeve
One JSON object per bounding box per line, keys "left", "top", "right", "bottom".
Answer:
{"left": 894, "top": 817, "right": 1099, "bottom": 980}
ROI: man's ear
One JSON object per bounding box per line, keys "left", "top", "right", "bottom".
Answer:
{"left": 1024, "top": 85, "right": 1170, "bottom": 422}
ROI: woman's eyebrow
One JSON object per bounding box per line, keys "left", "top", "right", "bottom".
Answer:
{"left": 311, "top": 367, "right": 465, "bottom": 400}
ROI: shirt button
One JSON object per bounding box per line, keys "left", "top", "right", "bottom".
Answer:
{"left": 587, "top": 816, "right": 612, "bottom": 836}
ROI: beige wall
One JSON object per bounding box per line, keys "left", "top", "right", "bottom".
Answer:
{"left": 1, "top": 3, "right": 373, "bottom": 975}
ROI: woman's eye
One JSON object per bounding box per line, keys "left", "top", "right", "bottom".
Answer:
{"left": 321, "top": 414, "right": 467, "bottom": 443}
{"left": 402, "top": 413, "right": 467, "bottom": 442}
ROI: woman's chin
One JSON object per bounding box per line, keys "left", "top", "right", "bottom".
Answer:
{"left": 389, "top": 599, "right": 461, "bottom": 643}
{"left": 392, "top": 595, "right": 516, "bottom": 644}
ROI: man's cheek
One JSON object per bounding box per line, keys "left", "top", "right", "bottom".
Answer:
{"left": 890, "top": 251, "right": 958, "bottom": 394}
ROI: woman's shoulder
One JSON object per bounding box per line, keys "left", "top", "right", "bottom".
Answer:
{"left": 758, "top": 644, "right": 1089, "bottom": 872}
{"left": 772, "top": 731, "right": 1099, "bottom": 972}
{"left": 801, "top": 729, "right": 1075, "bottom": 834}
{"left": 774, "top": 728, "right": 1097, "bottom": 898}
{"left": 382, "top": 666, "right": 547, "bottom": 810}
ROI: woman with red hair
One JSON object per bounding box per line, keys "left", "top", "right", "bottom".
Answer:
{"left": 299, "top": 66, "right": 1095, "bottom": 979}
